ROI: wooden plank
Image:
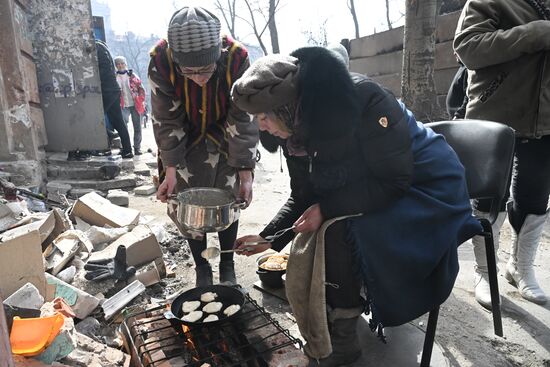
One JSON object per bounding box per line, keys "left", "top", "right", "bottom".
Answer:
{"left": 0, "top": 295, "right": 15, "bottom": 367}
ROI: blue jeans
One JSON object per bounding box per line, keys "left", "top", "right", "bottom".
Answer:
{"left": 122, "top": 106, "right": 142, "bottom": 152}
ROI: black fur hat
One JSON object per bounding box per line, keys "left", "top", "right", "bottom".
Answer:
{"left": 290, "top": 47, "right": 361, "bottom": 141}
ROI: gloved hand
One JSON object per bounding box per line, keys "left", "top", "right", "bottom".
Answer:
{"left": 84, "top": 245, "right": 136, "bottom": 281}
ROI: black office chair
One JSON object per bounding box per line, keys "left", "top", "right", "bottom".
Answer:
{"left": 420, "top": 120, "right": 515, "bottom": 366}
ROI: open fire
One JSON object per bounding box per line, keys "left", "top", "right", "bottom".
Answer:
{"left": 120, "top": 291, "right": 303, "bottom": 367}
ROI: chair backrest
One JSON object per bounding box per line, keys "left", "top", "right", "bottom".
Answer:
{"left": 426, "top": 120, "right": 515, "bottom": 201}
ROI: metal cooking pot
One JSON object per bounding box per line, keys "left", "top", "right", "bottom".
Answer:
{"left": 170, "top": 187, "right": 246, "bottom": 233}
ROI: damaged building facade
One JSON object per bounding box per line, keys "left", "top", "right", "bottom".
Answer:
{"left": 1, "top": 0, "right": 110, "bottom": 189}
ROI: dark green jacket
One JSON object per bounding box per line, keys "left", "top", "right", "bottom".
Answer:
{"left": 454, "top": 0, "right": 550, "bottom": 137}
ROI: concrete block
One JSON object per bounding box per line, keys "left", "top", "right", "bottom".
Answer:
{"left": 47, "top": 181, "right": 72, "bottom": 195}
{"left": 62, "top": 332, "right": 130, "bottom": 367}
{"left": 106, "top": 189, "right": 129, "bottom": 207}
{"left": 3, "top": 283, "right": 44, "bottom": 310}
{"left": 134, "top": 164, "right": 151, "bottom": 176}
{"left": 74, "top": 317, "right": 100, "bottom": 339}
{"left": 145, "top": 160, "right": 158, "bottom": 169}
{"left": 45, "top": 273, "right": 100, "bottom": 319}
{"left": 0, "top": 230, "right": 46, "bottom": 300}
{"left": 36, "top": 329, "right": 75, "bottom": 364}
{"left": 70, "top": 192, "right": 140, "bottom": 228}
{"left": 134, "top": 185, "right": 156, "bottom": 196}
{"left": 68, "top": 188, "right": 102, "bottom": 198}
{"left": 56, "top": 266, "right": 76, "bottom": 284}
{"left": 88, "top": 225, "right": 162, "bottom": 267}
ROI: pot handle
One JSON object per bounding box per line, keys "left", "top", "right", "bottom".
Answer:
{"left": 167, "top": 194, "right": 179, "bottom": 206}
{"left": 164, "top": 310, "right": 176, "bottom": 320}
{"left": 232, "top": 199, "right": 247, "bottom": 209}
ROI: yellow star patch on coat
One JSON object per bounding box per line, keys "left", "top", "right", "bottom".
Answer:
{"left": 379, "top": 116, "right": 388, "bottom": 128}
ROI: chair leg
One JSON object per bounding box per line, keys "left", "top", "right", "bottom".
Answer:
{"left": 420, "top": 307, "right": 439, "bottom": 367}
{"left": 481, "top": 221, "right": 504, "bottom": 337}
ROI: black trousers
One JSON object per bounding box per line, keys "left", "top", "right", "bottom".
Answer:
{"left": 103, "top": 92, "right": 132, "bottom": 154}
{"left": 188, "top": 221, "right": 239, "bottom": 266}
{"left": 474, "top": 135, "right": 550, "bottom": 228}
{"left": 324, "top": 220, "right": 363, "bottom": 309}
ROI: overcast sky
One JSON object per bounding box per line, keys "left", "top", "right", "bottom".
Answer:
{"left": 103, "top": 0, "right": 404, "bottom": 53}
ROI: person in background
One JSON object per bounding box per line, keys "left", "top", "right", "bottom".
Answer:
{"left": 95, "top": 40, "right": 133, "bottom": 159}
{"left": 148, "top": 6, "right": 258, "bottom": 286}
{"left": 454, "top": 0, "right": 550, "bottom": 306}
{"left": 232, "top": 49, "right": 481, "bottom": 366}
{"left": 115, "top": 56, "right": 145, "bottom": 155}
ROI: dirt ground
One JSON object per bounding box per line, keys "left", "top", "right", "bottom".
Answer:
{"left": 131, "top": 124, "right": 550, "bottom": 366}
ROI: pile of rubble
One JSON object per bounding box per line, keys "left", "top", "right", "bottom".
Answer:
{"left": 0, "top": 186, "right": 194, "bottom": 366}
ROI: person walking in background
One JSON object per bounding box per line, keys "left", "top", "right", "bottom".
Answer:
{"left": 148, "top": 6, "right": 258, "bottom": 286}
{"left": 95, "top": 40, "right": 133, "bottom": 159}
{"left": 454, "top": 0, "right": 550, "bottom": 306}
{"left": 115, "top": 56, "right": 145, "bottom": 155}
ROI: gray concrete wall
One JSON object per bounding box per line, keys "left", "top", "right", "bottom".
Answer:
{"left": 30, "top": 0, "right": 108, "bottom": 152}
{"left": 349, "top": 11, "right": 461, "bottom": 109}
{"left": 0, "top": 0, "right": 46, "bottom": 187}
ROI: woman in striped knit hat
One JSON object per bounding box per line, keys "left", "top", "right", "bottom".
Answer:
{"left": 148, "top": 6, "right": 258, "bottom": 287}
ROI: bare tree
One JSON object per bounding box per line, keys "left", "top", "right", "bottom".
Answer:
{"left": 240, "top": 0, "right": 282, "bottom": 55}
{"left": 385, "top": 0, "right": 392, "bottom": 30}
{"left": 267, "top": 0, "right": 280, "bottom": 53}
{"left": 214, "top": 0, "right": 238, "bottom": 38}
{"left": 347, "top": 0, "right": 360, "bottom": 39}
{"left": 401, "top": 0, "right": 445, "bottom": 121}
{"left": 302, "top": 18, "right": 329, "bottom": 47}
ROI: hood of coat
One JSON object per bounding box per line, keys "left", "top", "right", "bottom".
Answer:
{"left": 289, "top": 47, "right": 361, "bottom": 143}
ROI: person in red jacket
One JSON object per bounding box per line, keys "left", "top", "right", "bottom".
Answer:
{"left": 115, "top": 56, "right": 146, "bottom": 155}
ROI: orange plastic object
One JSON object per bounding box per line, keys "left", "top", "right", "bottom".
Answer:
{"left": 9, "top": 313, "right": 65, "bottom": 356}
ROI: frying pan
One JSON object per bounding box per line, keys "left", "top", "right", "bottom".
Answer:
{"left": 165, "top": 285, "right": 246, "bottom": 328}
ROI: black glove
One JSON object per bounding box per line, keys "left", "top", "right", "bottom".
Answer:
{"left": 84, "top": 245, "right": 136, "bottom": 281}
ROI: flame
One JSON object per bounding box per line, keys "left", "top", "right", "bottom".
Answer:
{"left": 182, "top": 325, "right": 201, "bottom": 362}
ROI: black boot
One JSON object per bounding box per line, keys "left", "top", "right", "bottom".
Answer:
{"left": 308, "top": 316, "right": 361, "bottom": 367}
{"left": 195, "top": 263, "right": 213, "bottom": 287}
{"left": 219, "top": 261, "right": 237, "bottom": 285}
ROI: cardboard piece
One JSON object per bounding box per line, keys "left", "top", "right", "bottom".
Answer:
{"left": 0, "top": 230, "right": 46, "bottom": 299}
{"left": 69, "top": 192, "right": 140, "bottom": 228}
{"left": 45, "top": 230, "right": 92, "bottom": 276}
{"left": 0, "top": 211, "right": 55, "bottom": 244}
{"left": 87, "top": 225, "right": 163, "bottom": 267}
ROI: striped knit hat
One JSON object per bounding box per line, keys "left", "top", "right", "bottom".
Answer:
{"left": 168, "top": 7, "right": 221, "bottom": 67}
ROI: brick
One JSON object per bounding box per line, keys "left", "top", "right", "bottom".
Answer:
{"left": 134, "top": 185, "right": 156, "bottom": 196}
{"left": 106, "top": 189, "right": 129, "bottom": 207}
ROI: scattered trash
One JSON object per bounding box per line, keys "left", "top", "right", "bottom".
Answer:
{"left": 102, "top": 280, "right": 146, "bottom": 320}
{"left": 10, "top": 313, "right": 65, "bottom": 357}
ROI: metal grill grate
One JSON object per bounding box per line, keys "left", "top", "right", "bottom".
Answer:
{"left": 120, "top": 292, "right": 303, "bottom": 367}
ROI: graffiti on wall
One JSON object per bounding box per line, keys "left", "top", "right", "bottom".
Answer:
{"left": 38, "top": 69, "right": 100, "bottom": 98}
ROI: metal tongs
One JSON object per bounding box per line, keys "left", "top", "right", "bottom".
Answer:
{"left": 200, "top": 226, "right": 296, "bottom": 259}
